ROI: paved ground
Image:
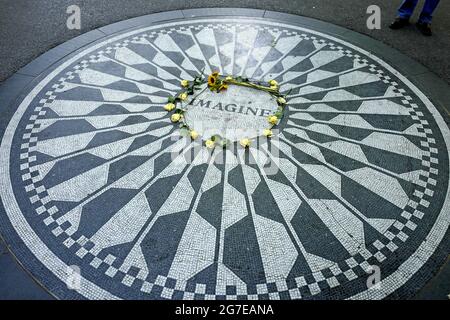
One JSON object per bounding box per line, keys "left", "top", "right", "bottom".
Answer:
{"left": 0, "top": 0, "right": 450, "bottom": 85}
{"left": 0, "top": 238, "right": 53, "bottom": 299}
{"left": 0, "top": 1, "right": 448, "bottom": 298}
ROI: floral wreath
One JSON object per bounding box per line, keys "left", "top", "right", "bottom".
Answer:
{"left": 163, "top": 71, "right": 288, "bottom": 149}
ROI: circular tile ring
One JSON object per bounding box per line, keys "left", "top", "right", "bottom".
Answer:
{"left": 0, "top": 10, "right": 449, "bottom": 300}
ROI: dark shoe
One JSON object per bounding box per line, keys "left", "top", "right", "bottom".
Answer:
{"left": 416, "top": 22, "right": 432, "bottom": 36}
{"left": 389, "top": 17, "right": 410, "bottom": 29}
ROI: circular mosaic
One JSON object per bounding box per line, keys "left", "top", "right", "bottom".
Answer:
{"left": 0, "top": 17, "right": 449, "bottom": 300}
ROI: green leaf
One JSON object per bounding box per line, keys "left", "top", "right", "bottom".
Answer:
{"left": 211, "top": 134, "right": 222, "bottom": 142}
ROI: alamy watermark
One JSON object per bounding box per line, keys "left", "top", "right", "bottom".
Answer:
{"left": 367, "top": 5, "right": 381, "bottom": 30}
{"left": 66, "top": 5, "right": 81, "bottom": 30}
{"left": 65, "top": 5, "right": 382, "bottom": 32}
{"left": 168, "top": 126, "right": 282, "bottom": 175}
{"left": 66, "top": 265, "right": 81, "bottom": 290}
{"left": 366, "top": 264, "right": 382, "bottom": 290}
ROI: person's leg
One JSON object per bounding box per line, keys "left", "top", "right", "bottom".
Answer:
{"left": 397, "top": 0, "right": 419, "bottom": 20}
{"left": 416, "top": 0, "right": 440, "bottom": 36}
{"left": 418, "top": 0, "right": 441, "bottom": 24}
{"left": 390, "top": 0, "right": 419, "bottom": 29}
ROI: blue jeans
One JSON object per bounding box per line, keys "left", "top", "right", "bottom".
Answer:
{"left": 397, "top": 0, "right": 440, "bottom": 24}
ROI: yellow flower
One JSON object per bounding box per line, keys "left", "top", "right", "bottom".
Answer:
{"left": 269, "top": 79, "right": 278, "bottom": 87}
{"left": 181, "top": 80, "right": 189, "bottom": 87}
{"left": 179, "top": 92, "right": 188, "bottom": 101}
{"left": 270, "top": 85, "right": 278, "bottom": 91}
{"left": 190, "top": 130, "right": 199, "bottom": 140}
{"left": 263, "top": 129, "right": 273, "bottom": 137}
{"left": 268, "top": 115, "right": 278, "bottom": 125}
{"left": 164, "top": 103, "right": 175, "bottom": 111}
{"left": 171, "top": 113, "right": 182, "bottom": 123}
{"left": 208, "top": 76, "right": 216, "bottom": 86}
{"left": 208, "top": 71, "right": 220, "bottom": 86}
{"left": 277, "top": 97, "right": 286, "bottom": 105}
{"left": 205, "top": 139, "right": 215, "bottom": 149}
{"left": 240, "top": 138, "right": 251, "bottom": 148}
{"left": 225, "top": 76, "right": 233, "bottom": 81}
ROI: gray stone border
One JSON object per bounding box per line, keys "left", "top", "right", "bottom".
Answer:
{"left": 0, "top": 8, "right": 448, "bottom": 300}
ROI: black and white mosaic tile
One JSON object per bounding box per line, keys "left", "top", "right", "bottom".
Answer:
{"left": 0, "top": 17, "right": 449, "bottom": 300}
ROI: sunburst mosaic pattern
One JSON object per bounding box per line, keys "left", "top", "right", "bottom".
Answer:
{"left": 0, "top": 18, "right": 449, "bottom": 300}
